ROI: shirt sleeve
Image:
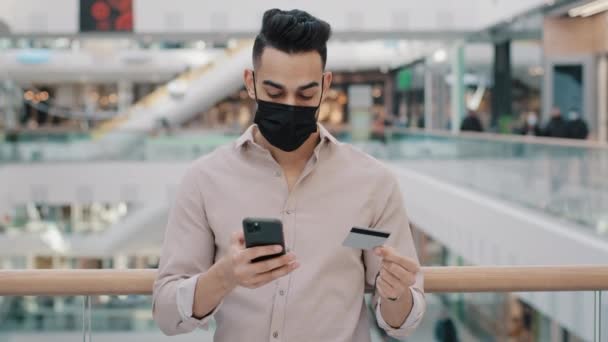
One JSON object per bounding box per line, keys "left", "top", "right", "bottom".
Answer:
{"left": 364, "top": 173, "right": 426, "bottom": 338}
{"left": 375, "top": 279, "right": 426, "bottom": 337}
{"left": 152, "top": 164, "right": 219, "bottom": 336}
{"left": 175, "top": 274, "right": 222, "bottom": 330}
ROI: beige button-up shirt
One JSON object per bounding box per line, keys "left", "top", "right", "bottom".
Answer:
{"left": 153, "top": 125, "right": 425, "bottom": 341}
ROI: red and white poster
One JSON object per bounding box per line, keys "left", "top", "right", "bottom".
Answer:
{"left": 80, "top": 0, "right": 133, "bottom": 32}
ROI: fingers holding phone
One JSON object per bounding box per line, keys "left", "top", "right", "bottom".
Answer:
{"left": 245, "top": 251, "right": 299, "bottom": 288}
{"left": 220, "top": 221, "right": 299, "bottom": 290}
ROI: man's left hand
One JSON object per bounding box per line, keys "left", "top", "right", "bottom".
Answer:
{"left": 374, "top": 246, "right": 419, "bottom": 301}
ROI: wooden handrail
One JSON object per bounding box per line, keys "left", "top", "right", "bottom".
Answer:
{"left": 400, "top": 127, "right": 608, "bottom": 149}
{"left": 0, "top": 266, "right": 607, "bottom": 296}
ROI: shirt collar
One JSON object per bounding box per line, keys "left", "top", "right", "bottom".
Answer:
{"left": 235, "top": 125, "right": 256, "bottom": 148}
{"left": 235, "top": 123, "right": 338, "bottom": 150}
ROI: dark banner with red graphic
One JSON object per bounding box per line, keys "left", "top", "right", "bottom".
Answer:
{"left": 80, "top": 0, "right": 133, "bottom": 32}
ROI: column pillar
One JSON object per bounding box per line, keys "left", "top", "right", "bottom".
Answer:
{"left": 492, "top": 40, "right": 513, "bottom": 130}
{"left": 424, "top": 58, "right": 434, "bottom": 131}
{"left": 450, "top": 42, "right": 465, "bottom": 134}
{"left": 118, "top": 80, "right": 134, "bottom": 114}
{"left": 348, "top": 85, "right": 373, "bottom": 142}
{"left": 598, "top": 54, "right": 608, "bottom": 143}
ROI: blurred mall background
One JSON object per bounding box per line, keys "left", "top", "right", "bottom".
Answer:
{"left": 0, "top": 0, "right": 607, "bottom": 341}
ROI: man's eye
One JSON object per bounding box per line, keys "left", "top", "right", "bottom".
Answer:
{"left": 300, "top": 95, "right": 314, "bottom": 100}
{"left": 268, "top": 93, "right": 283, "bottom": 99}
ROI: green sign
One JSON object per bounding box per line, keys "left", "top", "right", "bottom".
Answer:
{"left": 396, "top": 68, "right": 412, "bottom": 91}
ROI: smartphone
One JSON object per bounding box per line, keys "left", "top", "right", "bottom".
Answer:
{"left": 242, "top": 218, "right": 286, "bottom": 263}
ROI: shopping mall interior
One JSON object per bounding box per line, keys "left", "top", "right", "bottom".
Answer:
{"left": 0, "top": 0, "right": 607, "bottom": 341}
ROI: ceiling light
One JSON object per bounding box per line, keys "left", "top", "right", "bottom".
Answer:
{"left": 167, "top": 80, "right": 187, "bottom": 99}
{"left": 433, "top": 49, "right": 447, "bottom": 63}
{"left": 569, "top": 0, "right": 608, "bottom": 17}
{"left": 227, "top": 39, "right": 238, "bottom": 50}
{"left": 528, "top": 66, "right": 544, "bottom": 76}
{"left": 41, "top": 226, "right": 69, "bottom": 254}
{"left": 195, "top": 40, "right": 206, "bottom": 50}
{"left": 598, "top": 219, "right": 608, "bottom": 234}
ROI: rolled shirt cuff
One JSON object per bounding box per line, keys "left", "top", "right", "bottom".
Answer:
{"left": 376, "top": 286, "right": 425, "bottom": 338}
{"left": 176, "top": 273, "right": 222, "bottom": 330}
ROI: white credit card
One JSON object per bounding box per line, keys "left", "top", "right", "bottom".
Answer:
{"left": 342, "top": 227, "right": 391, "bottom": 250}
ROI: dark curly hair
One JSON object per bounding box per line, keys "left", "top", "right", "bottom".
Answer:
{"left": 253, "top": 9, "right": 332, "bottom": 69}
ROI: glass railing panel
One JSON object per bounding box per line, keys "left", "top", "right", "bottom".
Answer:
{"left": 0, "top": 129, "right": 241, "bottom": 163}
{"left": 4, "top": 203, "right": 134, "bottom": 236}
{"left": 0, "top": 292, "right": 601, "bottom": 341}
{"left": 0, "top": 295, "right": 155, "bottom": 333}
{"left": 0, "top": 296, "right": 85, "bottom": 332}
{"left": 0, "top": 130, "right": 146, "bottom": 163}
{"left": 599, "top": 291, "right": 607, "bottom": 342}
{"left": 3, "top": 127, "right": 607, "bottom": 162}
{"left": 141, "top": 131, "right": 237, "bottom": 161}
{"left": 2, "top": 128, "right": 608, "bottom": 233}
{"left": 379, "top": 131, "right": 608, "bottom": 233}
{"left": 371, "top": 292, "right": 605, "bottom": 342}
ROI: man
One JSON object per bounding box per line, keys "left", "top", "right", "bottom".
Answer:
{"left": 542, "top": 107, "right": 568, "bottom": 138}
{"left": 516, "top": 112, "right": 541, "bottom": 136}
{"left": 565, "top": 109, "right": 589, "bottom": 140}
{"left": 460, "top": 109, "right": 483, "bottom": 132}
{"left": 153, "top": 9, "right": 425, "bottom": 342}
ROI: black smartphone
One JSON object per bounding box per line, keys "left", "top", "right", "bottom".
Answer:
{"left": 242, "top": 218, "right": 286, "bottom": 263}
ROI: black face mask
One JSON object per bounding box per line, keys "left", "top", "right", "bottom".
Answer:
{"left": 252, "top": 72, "right": 324, "bottom": 152}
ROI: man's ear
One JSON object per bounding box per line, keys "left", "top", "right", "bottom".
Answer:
{"left": 243, "top": 69, "right": 256, "bottom": 100}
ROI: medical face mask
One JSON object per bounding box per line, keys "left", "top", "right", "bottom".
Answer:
{"left": 252, "top": 72, "right": 324, "bottom": 152}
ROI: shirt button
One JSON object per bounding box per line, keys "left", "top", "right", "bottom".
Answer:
{"left": 285, "top": 210, "right": 292, "bottom": 215}
{"left": 273, "top": 331, "right": 279, "bottom": 338}
{"left": 274, "top": 171, "right": 282, "bottom": 177}
{"left": 279, "top": 290, "right": 285, "bottom": 296}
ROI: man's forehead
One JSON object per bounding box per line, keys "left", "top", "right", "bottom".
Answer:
{"left": 257, "top": 47, "right": 324, "bottom": 75}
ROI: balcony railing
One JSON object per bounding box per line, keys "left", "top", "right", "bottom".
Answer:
{"left": 0, "top": 266, "right": 606, "bottom": 341}
{"left": 1, "top": 266, "right": 608, "bottom": 295}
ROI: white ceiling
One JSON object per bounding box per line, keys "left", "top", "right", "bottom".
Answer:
{"left": 0, "top": 48, "right": 224, "bottom": 84}
{"left": 0, "top": 0, "right": 551, "bottom": 36}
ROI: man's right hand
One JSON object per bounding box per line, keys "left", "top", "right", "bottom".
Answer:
{"left": 216, "top": 231, "right": 299, "bottom": 290}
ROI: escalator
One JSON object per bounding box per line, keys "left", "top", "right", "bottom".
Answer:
{"left": 93, "top": 42, "right": 252, "bottom": 136}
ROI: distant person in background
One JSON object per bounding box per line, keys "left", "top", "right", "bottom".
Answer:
{"left": 370, "top": 106, "right": 393, "bottom": 144}
{"left": 159, "top": 117, "right": 173, "bottom": 136}
{"left": 371, "top": 112, "right": 389, "bottom": 144}
{"left": 410, "top": 109, "right": 425, "bottom": 129}
{"left": 434, "top": 310, "right": 459, "bottom": 342}
{"left": 517, "top": 112, "right": 541, "bottom": 136}
{"left": 542, "top": 107, "right": 568, "bottom": 138}
{"left": 566, "top": 109, "right": 589, "bottom": 140}
{"left": 460, "top": 109, "right": 483, "bottom": 132}
{"left": 507, "top": 299, "right": 534, "bottom": 342}
{"left": 396, "top": 112, "right": 408, "bottom": 128}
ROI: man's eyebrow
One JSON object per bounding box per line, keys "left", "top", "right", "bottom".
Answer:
{"left": 262, "top": 80, "right": 285, "bottom": 90}
{"left": 298, "top": 82, "right": 320, "bottom": 91}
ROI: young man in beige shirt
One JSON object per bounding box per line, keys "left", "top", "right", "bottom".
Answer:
{"left": 153, "top": 8, "right": 425, "bottom": 342}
